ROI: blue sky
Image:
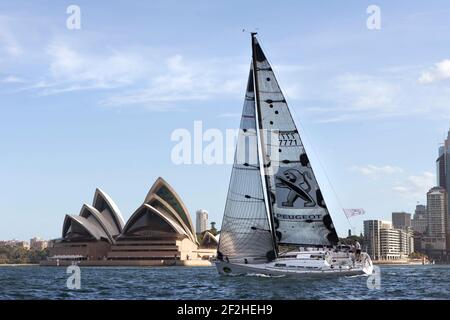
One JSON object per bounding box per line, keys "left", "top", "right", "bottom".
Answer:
{"left": 1, "top": 0, "right": 450, "bottom": 240}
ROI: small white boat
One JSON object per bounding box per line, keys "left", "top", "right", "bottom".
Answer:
{"left": 215, "top": 33, "right": 373, "bottom": 278}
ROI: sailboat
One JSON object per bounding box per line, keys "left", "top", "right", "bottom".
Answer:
{"left": 215, "top": 33, "right": 373, "bottom": 277}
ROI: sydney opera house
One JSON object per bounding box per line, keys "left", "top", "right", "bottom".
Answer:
{"left": 41, "top": 178, "right": 217, "bottom": 266}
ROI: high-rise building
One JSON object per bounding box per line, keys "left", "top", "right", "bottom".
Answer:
{"left": 196, "top": 209, "right": 209, "bottom": 234}
{"left": 392, "top": 212, "right": 411, "bottom": 229}
{"left": 399, "top": 228, "right": 414, "bottom": 256}
{"left": 364, "top": 220, "right": 380, "bottom": 260}
{"left": 436, "top": 130, "right": 450, "bottom": 236}
{"left": 420, "top": 186, "right": 448, "bottom": 260}
{"left": 380, "top": 228, "right": 401, "bottom": 260}
{"left": 412, "top": 204, "right": 427, "bottom": 234}
{"left": 426, "top": 187, "right": 448, "bottom": 239}
{"left": 364, "top": 220, "right": 413, "bottom": 261}
{"left": 364, "top": 220, "right": 391, "bottom": 260}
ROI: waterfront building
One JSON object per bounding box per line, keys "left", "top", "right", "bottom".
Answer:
{"left": 48, "top": 189, "right": 125, "bottom": 263}
{"left": 364, "top": 220, "right": 413, "bottom": 261}
{"left": 43, "top": 177, "right": 216, "bottom": 266}
{"left": 392, "top": 212, "right": 411, "bottom": 229}
{"left": 421, "top": 236, "right": 446, "bottom": 253}
{"left": 413, "top": 232, "right": 423, "bottom": 253}
{"left": 436, "top": 130, "right": 450, "bottom": 219}
{"left": 436, "top": 130, "right": 450, "bottom": 253}
{"left": 412, "top": 204, "right": 428, "bottom": 234}
{"left": 15, "top": 241, "right": 30, "bottom": 249}
{"left": 421, "top": 186, "right": 449, "bottom": 260}
{"left": 364, "top": 220, "right": 391, "bottom": 260}
{"left": 196, "top": 209, "right": 209, "bottom": 234}
{"left": 0, "top": 240, "right": 31, "bottom": 249}
{"left": 399, "top": 228, "right": 414, "bottom": 256}
{"left": 364, "top": 220, "right": 380, "bottom": 260}
{"left": 379, "top": 228, "right": 401, "bottom": 260}
{"left": 199, "top": 231, "right": 219, "bottom": 249}
{"left": 426, "top": 187, "right": 448, "bottom": 239}
{"left": 30, "top": 237, "right": 48, "bottom": 251}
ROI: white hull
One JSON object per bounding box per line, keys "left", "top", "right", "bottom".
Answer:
{"left": 215, "top": 250, "right": 373, "bottom": 278}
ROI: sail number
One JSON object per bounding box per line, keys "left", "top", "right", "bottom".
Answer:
{"left": 278, "top": 131, "right": 298, "bottom": 146}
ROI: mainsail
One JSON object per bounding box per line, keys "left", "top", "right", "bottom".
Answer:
{"left": 251, "top": 34, "right": 339, "bottom": 246}
{"left": 217, "top": 66, "right": 277, "bottom": 263}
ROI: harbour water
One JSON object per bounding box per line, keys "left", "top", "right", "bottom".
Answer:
{"left": 0, "top": 265, "right": 449, "bottom": 300}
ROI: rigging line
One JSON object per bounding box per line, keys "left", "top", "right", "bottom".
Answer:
{"left": 290, "top": 111, "right": 353, "bottom": 230}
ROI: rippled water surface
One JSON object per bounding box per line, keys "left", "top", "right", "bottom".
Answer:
{"left": 0, "top": 265, "right": 449, "bottom": 299}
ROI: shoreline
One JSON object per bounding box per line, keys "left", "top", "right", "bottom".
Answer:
{"left": 1, "top": 263, "right": 212, "bottom": 268}
{"left": 0, "top": 263, "right": 40, "bottom": 267}
{"left": 39, "top": 259, "right": 213, "bottom": 267}
{"left": 373, "top": 261, "right": 433, "bottom": 266}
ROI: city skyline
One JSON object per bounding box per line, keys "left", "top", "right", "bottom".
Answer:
{"left": 2, "top": 1, "right": 450, "bottom": 240}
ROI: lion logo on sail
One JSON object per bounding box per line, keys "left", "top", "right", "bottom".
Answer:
{"left": 275, "top": 168, "right": 317, "bottom": 208}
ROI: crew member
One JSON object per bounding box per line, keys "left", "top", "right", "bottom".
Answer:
{"left": 355, "top": 241, "right": 361, "bottom": 260}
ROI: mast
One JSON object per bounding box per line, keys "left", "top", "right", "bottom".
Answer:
{"left": 251, "top": 32, "right": 279, "bottom": 258}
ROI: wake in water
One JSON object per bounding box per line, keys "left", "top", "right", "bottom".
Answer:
{"left": 245, "top": 273, "right": 286, "bottom": 278}
{"left": 345, "top": 274, "right": 369, "bottom": 279}
{"left": 220, "top": 272, "right": 286, "bottom": 278}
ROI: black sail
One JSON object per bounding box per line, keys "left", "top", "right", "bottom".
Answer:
{"left": 251, "top": 35, "right": 339, "bottom": 246}
{"left": 217, "top": 65, "right": 276, "bottom": 263}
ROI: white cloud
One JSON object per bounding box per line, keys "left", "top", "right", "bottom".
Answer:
{"left": 40, "top": 42, "right": 148, "bottom": 95}
{"left": 303, "top": 67, "right": 450, "bottom": 123}
{"left": 393, "top": 171, "right": 435, "bottom": 198}
{"left": 419, "top": 59, "right": 450, "bottom": 84}
{"left": 8, "top": 39, "right": 251, "bottom": 110}
{"left": 350, "top": 166, "right": 436, "bottom": 204}
{"left": 350, "top": 164, "right": 404, "bottom": 176}
{"left": 12, "top": 37, "right": 308, "bottom": 110}
{"left": 335, "top": 73, "right": 399, "bottom": 111}
{"left": 2, "top": 11, "right": 449, "bottom": 119}
{"left": 289, "top": 72, "right": 407, "bottom": 124}
{"left": 0, "top": 16, "right": 23, "bottom": 57}
{"left": 101, "top": 55, "right": 247, "bottom": 107}
{"left": 1, "top": 75, "right": 25, "bottom": 83}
